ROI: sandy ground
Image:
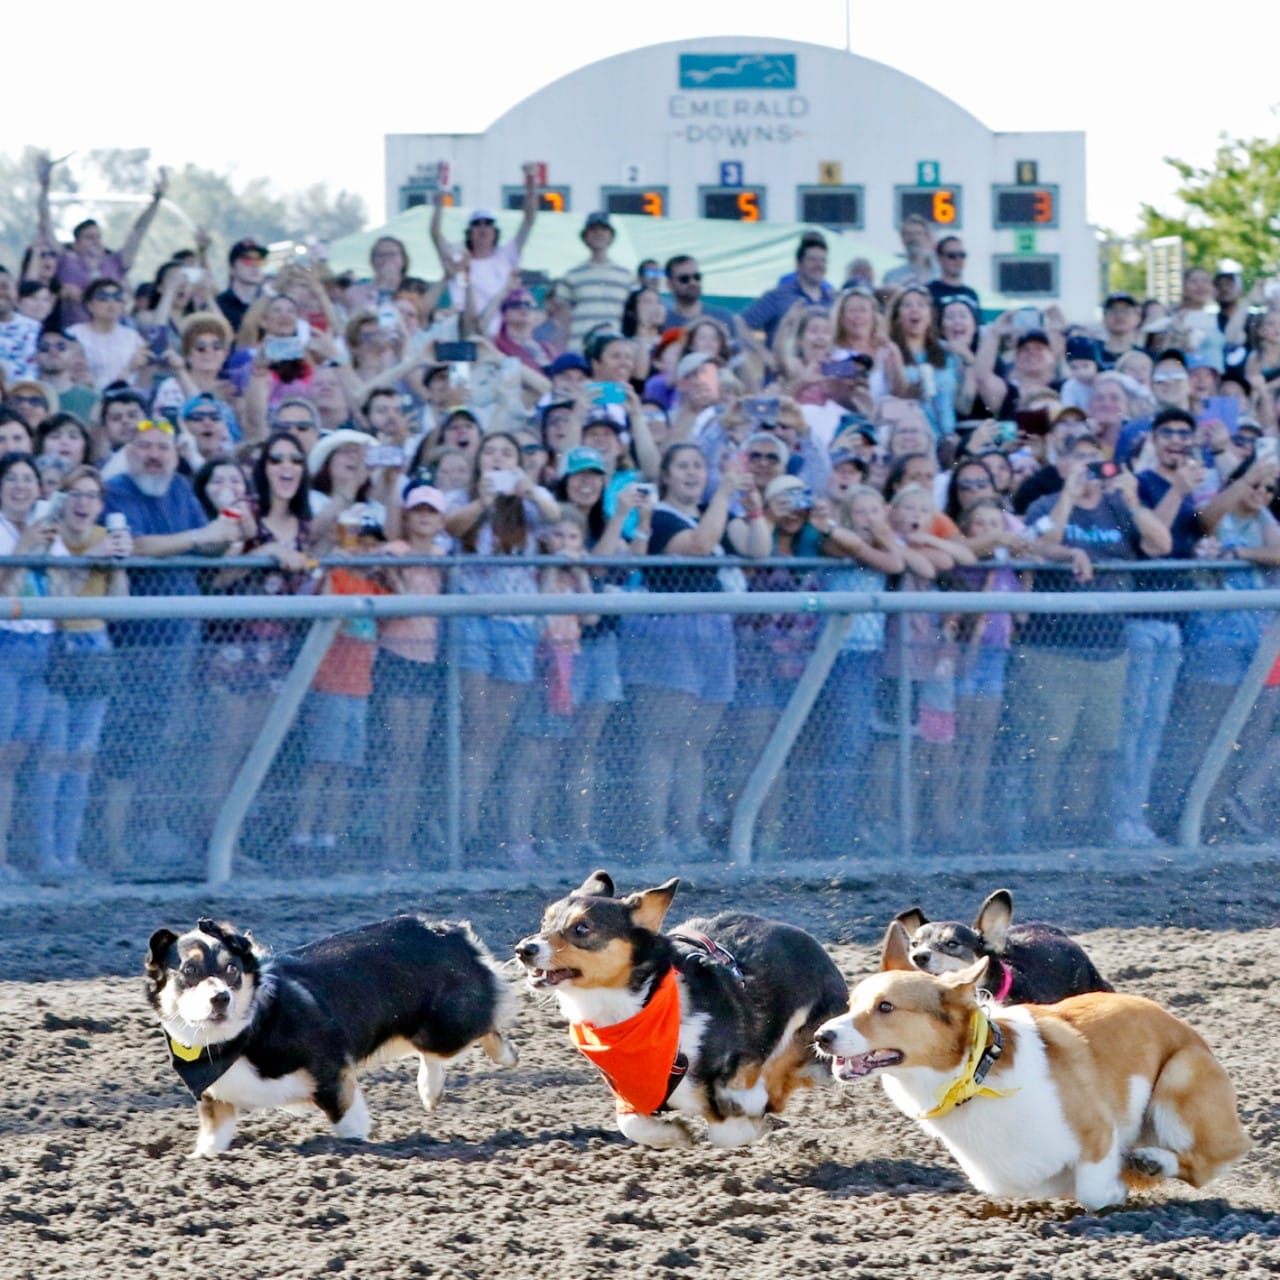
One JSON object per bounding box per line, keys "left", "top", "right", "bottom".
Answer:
{"left": 1, "top": 851, "right": 1278, "bottom": 1280}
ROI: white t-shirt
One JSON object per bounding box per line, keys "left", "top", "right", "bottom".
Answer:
{"left": 68, "top": 322, "right": 144, "bottom": 391}
{"left": 451, "top": 243, "right": 521, "bottom": 336}
{"left": 0, "top": 514, "right": 55, "bottom": 634}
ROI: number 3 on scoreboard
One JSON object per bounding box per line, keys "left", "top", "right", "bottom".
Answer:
{"left": 932, "top": 190, "right": 956, "bottom": 224}
{"left": 737, "top": 191, "right": 760, "bottom": 222}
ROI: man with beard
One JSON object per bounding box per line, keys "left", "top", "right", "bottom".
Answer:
{"left": 100, "top": 420, "right": 241, "bottom": 872}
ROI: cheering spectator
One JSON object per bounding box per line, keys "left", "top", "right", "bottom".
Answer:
{"left": 0, "top": 452, "right": 57, "bottom": 882}
{"left": 495, "top": 288, "right": 552, "bottom": 372}
{"left": 927, "top": 235, "right": 978, "bottom": 310}
{"left": 216, "top": 239, "right": 268, "bottom": 334}
{"left": 663, "top": 255, "right": 737, "bottom": 332}
{"left": 68, "top": 279, "right": 146, "bottom": 391}
{"left": 34, "top": 468, "right": 131, "bottom": 879}
{"left": 883, "top": 214, "right": 936, "bottom": 289}
{"left": 741, "top": 233, "right": 835, "bottom": 345}
{"left": 34, "top": 330, "right": 98, "bottom": 424}
{"left": 0, "top": 266, "right": 41, "bottom": 382}
{"left": 882, "top": 285, "right": 959, "bottom": 437}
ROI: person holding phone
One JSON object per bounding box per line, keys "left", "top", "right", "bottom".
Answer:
{"left": 882, "top": 286, "right": 959, "bottom": 438}
{"left": 1014, "top": 435, "right": 1171, "bottom": 846}
{"left": 445, "top": 431, "right": 559, "bottom": 855}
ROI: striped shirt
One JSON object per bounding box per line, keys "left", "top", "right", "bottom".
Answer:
{"left": 564, "top": 259, "right": 635, "bottom": 351}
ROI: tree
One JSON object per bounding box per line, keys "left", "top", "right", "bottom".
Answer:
{"left": 0, "top": 147, "right": 367, "bottom": 284}
{"left": 1136, "top": 134, "right": 1280, "bottom": 284}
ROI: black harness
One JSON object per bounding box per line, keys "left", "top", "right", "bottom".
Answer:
{"left": 163, "top": 1031, "right": 249, "bottom": 1100}
{"left": 653, "top": 931, "right": 747, "bottom": 1112}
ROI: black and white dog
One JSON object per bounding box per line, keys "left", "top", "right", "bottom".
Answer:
{"left": 145, "top": 915, "right": 518, "bottom": 1155}
{"left": 894, "top": 888, "right": 1112, "bottom": 1006}
{"left": 516, "top": 871, "right": 849, "bottom": 1149}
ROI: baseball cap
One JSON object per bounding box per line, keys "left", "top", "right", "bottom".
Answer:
{"left": 228, "top": 237, "right": 268, "bottom": 265}
{"left": 544, "top": 352, "right": 590, "bottom": 378}
{"left": 563, "top": 446, "right": 607, "bottom": 476}
{"left": 1103, "top": 292, "right": 1139, "bottom": 309}
{"left": 1015, "top": 329, "right": 1052, "bottom": 349}
{"left": 582, "top": 409, "right": 624, "bottom": 433}
{"left": 467, "top": 208, "right": 497, "bottom": 226}
{"left": 1185, "top": 352, "right": 1219, "bottom": 372}
{"left": 582, "top": 211, "right": 614, "bottom": 235}
{"left": 501, "top": 288, "right": 537, "bottom": 311}
{"left": 764, "top": 474, "right": 806, "bottom": 502}
{"left": 676, "top": 351, "right": 715, "bottom": 379}
{"left": 745, "top": 431, "right": 787, "bottom": 459}
{"left": 1065, "top": 335, "right": 1101, "bottom": 365}
{"left": 403, "top": 484, "right": 447, "bottom": 512}
{"left": 829, "top": 447, "right": 864, "bottom": 468}
{"left": 181, "top": 393, "right": 224, "bottom": 420}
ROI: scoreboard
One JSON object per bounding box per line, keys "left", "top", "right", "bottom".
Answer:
{"left": 698, "top": 186, "right": 766, "bottom": 221}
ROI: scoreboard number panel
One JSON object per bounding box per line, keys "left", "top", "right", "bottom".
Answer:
{"left": 992, "top": 255, "right": 1059, "bottom": 298}
{"left": 991, "top": 184, "right": 1059, "bottom": 229}
{"left": 894, "top": 185, "right": 962, "bottom": 228}
{"left": 699, "top": 186, "right": 766, "bottom": 222}
{"left": 600, "top": 186, "right": 668, "bottom": 217}
{"left": 502, "top": 185, "right": 570, "bottom": 213}
{"left": 796, "top": 185, "right": 864, "bottom": 229}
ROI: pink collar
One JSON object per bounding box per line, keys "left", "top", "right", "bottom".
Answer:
{"left": 990, "top": 959, "right": 1014, "bottom": 1003}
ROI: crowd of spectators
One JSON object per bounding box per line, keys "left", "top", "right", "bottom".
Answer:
{"left": 2, "top": 152, "right": 1279, "bottom": 883}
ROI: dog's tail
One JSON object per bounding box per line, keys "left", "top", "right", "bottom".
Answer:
{"left": 458, "top": 921, "right": 520, "bottom": 1067}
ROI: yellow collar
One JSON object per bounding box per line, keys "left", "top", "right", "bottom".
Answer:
{"left": 916, "top": 1007, "right": 1018, "bottom": 1120}
{"left": 169, "top": 1035, "right": 203, "bottom": 1062}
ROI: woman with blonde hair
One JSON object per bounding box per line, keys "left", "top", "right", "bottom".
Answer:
{"left": 830, "top": 285, "right": 887, "bottom": 361}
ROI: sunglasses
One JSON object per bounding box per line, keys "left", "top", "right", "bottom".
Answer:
{"left": 956, "top": 477, "right": 992, "bottom": 492}
{"left": 747, "top": 451, "right": 784, "bottom": 463}
{"left": 1155, "top": 427, "right": 1194, "bottom": 440}
{"left": 11, "top": 394, "right": 47, "bottom": 407}
{"left": 674, "top": 272, "right": 702, "bottom": 284}
{"left": 267, "top": 451, "right": 305, "bottom": 465}
{"left": 274, "top": 420, "right": 317, "bottom": 433}
{"left": 192, "top": 340, "right": 226, "bottom": 353}
{"left": 37, "top": 340, "right": 69, "bottom": 352}
{"left": 65, "top": 487, "right": 103, "bottom": 501}
{"left": 135, "top": 419, "right": 175, "bottom": 436}
{"left": 38, "top": 248, "right": 59, "bottom": 259}
{"left": 939, "top": 250, "right": 967, "bottom": 260}
{"left": 94, "top": 290, "right": 125, "bottom": 302}
{"left": 185, "top": 412, "right": 223, "bottom": 423}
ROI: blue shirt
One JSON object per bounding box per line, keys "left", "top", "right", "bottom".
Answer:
{"left": 741, "top": 278, "right": 836, "bottom": 345}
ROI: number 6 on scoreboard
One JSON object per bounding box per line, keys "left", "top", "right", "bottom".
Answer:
{"left": 932, "top": 190, "right": 956, "bottom": 224}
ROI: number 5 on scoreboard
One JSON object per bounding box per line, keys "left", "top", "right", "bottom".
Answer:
{"left": 738, "top": 191, "right": 760, "bottom": 222}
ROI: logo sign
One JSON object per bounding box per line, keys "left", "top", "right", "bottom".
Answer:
{"left": 1016, "top": 160, "right": 1039, "bottom": 186}
{"left": 1015, "top": 230, "right": 1037, "bottom": 254}
{"left": 720, "top": 161, "right": 744, "bottom": 188}
{"left": 679, "top": 53, "right": 796, "bottom": 90}
{"left": 917, "top": 161, "right": 940, "bottom": 187}
{"left": 818, "top": 161, "right": 842, "bottom": 186}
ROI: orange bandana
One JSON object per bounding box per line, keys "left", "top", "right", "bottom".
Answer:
{"left": 569, "top": 969, "right": 683, "bottom": 1115}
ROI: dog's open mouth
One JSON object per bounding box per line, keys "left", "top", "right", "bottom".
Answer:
{"left": 525, "top": 967, "right": 579, "bottom": 989}
{"left": 830, "top": 1050, "right": 903, "bottom": 1081}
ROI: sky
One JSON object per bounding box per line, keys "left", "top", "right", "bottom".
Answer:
{"left": 8, "top": 0, "right": 1278, "bottom": 240}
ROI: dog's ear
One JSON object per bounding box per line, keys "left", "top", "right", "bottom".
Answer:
{"left": 144, "top": 928, "right": 178, "bottom": 991}
{"left": 624, "top": 878, "right": 679, "bottom": 933}
{"left": 894, "top": 907, "right": 928, "bottom": 934}
{"left": 974, "top": 891, "right": 1013, "bottom": 951}
{"left": 577, "top": 870, "right": 615, "bottom": 898}
{"left": 944, "top": 955, "right": 992, "bottom": 992}
{"left": 880, "top": 921, "right": 915, "bottom": 971}
{"left": 197, "top": 918, "right": 255, "bottom": 959}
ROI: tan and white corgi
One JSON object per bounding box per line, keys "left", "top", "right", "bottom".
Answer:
{"left": 815, "top": 922, "right": 1250, "bottom": 1209}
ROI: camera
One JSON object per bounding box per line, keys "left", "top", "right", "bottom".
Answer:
{"left": 435, "top": 341, "right": 478, "bottom": 363}
{"left": 1086, "top": 460, "right": 1119, "bottom": 481}
{"left": 586, "top": 381, "right": 628, "bottom": 406}
{"left": 365, "top": 444, "right": 405, "bottom": 468}
{"left": 488, "top": 468, "right": 522, "bottom": 495}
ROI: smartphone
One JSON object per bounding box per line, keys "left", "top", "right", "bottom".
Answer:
{"left": 994, "top": 421, "right": 1018, "bottom": 445}
{"left": 435, "top": 341, "right": 478, "bottom": 363}
{"left": 1012, "top": 307, "right": 1044, "bottom": 332}
{"left": 366, "top": 444, "right": 405, "bottom": 468}
{"left": 740, "top": 395, "right": 780, "bottom": 423}
{"left": 1014, "top": 407, "right": 1053, "bottom": 437}
{"left": 789, "top": 487, "right": 814, "bottom": 512}
{"left": 181, "top": 266, "right": 203, "bottom": 286}
{"left": 633, "top": 482, "right": 656, "bottom": 500}
{"left": 376, "top": 302, "right": 400, "bottom": 334}
{"left": 264, "top": 336, "right": 306, "bottom": 364}
{"left": 488, "top": 468, "right": 522, "bottom": 495}
{"left": 45, "top": 491, "right": 67, "bottom": 523}
{"left": 819, "top": 358, "right": 862, "bottom": 379}
{"left": 1087, "top": 460, "right": 1120, "bottom": 480}
{"left": 1199, "top": 396, "right": 1240, "bottom": 433}
{"left": 1256, "top": 438, "right": 1278, "bottom": 465}
{"left": 586, "top": 381, "right": 627, "bottom": 406}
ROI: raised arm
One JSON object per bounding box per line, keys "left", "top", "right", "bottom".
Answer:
{"left": 119, "top": 169, "right": 170, "bottom": 272}
{"left": 514, "top": 167, "right": 538, "bottom": 253}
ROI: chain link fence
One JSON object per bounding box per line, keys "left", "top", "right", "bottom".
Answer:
{"left": 1, "top": 555, "right": 1275, "bottom": 886}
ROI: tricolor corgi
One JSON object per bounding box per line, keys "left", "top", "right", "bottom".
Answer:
{"left": 515, "top": 871, "right": 848, "bottom": 1149}
{"left": 815, "top": 921, "right": 1250, "bottom": 1209}
{"left": 146, "top": 915, "right": 518, "bottom": 1155}
{"left": 895, "top": 888, "right": 1111, "bottom": 1005}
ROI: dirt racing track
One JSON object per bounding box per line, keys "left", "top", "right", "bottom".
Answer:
{"left": 1, "top": 852, "right": 1277, "bottom": 1279}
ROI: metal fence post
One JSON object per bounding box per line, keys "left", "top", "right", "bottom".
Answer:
{"left": 445, "top": 564, "right": 463, "bottom": 871}
{"left": 1177, "top": 612, "right": 1280, "bottom": 849}
{"left": 207, "top": 618, "right": 340, "bottom": 885}
{"left": 729, "top": 613, "right": 854, "bottom": 866}
{"left": 897, "top": 611, "right": 913, "bottom": 861}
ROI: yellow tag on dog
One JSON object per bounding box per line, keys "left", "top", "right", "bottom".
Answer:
{"left": 169, "top": 1037, "right": 203, "bottom": 1063}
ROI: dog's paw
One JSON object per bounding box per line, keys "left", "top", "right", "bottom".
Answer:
{"left": 333, "top": 1090, "right": 371, "bottom": 1140}
{"left": 619, "top": 1112, "right": 693, "bottom": 1148}
{"left": 1126, "top": 1147, "right": 1177, "bottom": 1179}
